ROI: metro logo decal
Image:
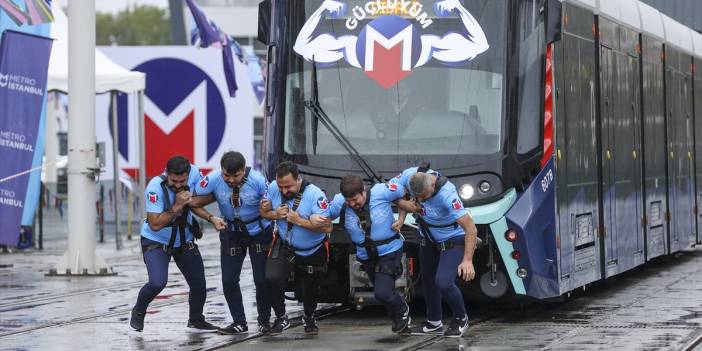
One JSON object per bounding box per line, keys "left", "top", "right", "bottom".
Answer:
{"left": 293, "top": 0, "right": 489, "bottom": 89}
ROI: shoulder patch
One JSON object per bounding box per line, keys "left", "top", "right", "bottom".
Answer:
{"left": 317, "top": 196, "right": 329, "bottom": 210}
{"left": 199, "top": 176, "right": 209, "bottom": 188}
{"left": 386, "top": 183, "right": 398, "bottom": 191}
{"left": 452, "top": 198, "right": 463, "bottom": 210}
{"left": 148, "top": 192, "right": 158, "bottom": 203}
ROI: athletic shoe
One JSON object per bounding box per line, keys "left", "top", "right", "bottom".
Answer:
{"left": 410, "top": 321, "right": 443, "bottom": 335}
{"left": 302, "top": 315, "right": 319, "bottom": 334}
{"left": 443, "top": 317, "right": 469, "bottom": 338}
{"left": 391, "top": 303, "right": 411, "bottom": 334}
{"left": 129, "top": 307, "right": 145, "bottom": 332}
{"left": 218, "top": 321, "right": 248, "bottom": 335}
{"left": 186, "top": 319, "right": 219, "bottom": 333}
{"left": 268, "top": 316, "right": 290, "bottom": 335}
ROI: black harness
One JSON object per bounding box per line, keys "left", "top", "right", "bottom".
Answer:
{"left": 340, "top": 187, "right": 401, "bottom": 263}
{"left": 143, "top": 175, "right": 200, "bottom": 255}
{"left": 413, "top": 170, "right": 462, "bottom": 251}
{"left": 269, "top": 181, "right": 328, "bottom": 273}
{"left": 222, "top": 167, "right": 270, "bottom": 256}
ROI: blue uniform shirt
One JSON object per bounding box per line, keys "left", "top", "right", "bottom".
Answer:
{"left": 265, "top": 181, "right": 330, "bottom": 256}
{"left": 328, "top": 183, "right": 404, "bottom": 261}
{"left": 196, "top": 169, "right": 271, "bottom": 235}
{"left": 391, "top": 166, "right": 466, "bottom": 242}
{"left": 141, "top": 165, "right": 201, "bottom": 246}
{"left": 389, "top": 166, "right": 441, "bottom": 196}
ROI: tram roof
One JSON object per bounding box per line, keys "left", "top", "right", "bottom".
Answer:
{"left": 563, "top": 0, "right": 700, "bottom": 57}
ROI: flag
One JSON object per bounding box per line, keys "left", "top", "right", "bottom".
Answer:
{"left": 222, "top": 37, "right": 238, "bottom": 97}
{"left": 0, "top": 0, "right": 53, "bottom": 26}
{"left": 0, "top": 0, "right": 27, "bottom": 25}
{"left": 185, "top": 0, "right": 221, "bottom": 48}
{"left": 185, "top": 0, "right": 239, "bottom": 97}
{"left": 0, "top": 30, "right": 53, "bottom": 247}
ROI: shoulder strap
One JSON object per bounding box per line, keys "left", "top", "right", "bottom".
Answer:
{"left": 286, "top": 180, "right": 310, "bottom": 233}
{"left": 430, "top": 175, "right": 448, "bottom": 199}
{"left": 158, "top": 175, "right": 171, "bottom": 211}
{"left": 351, "top": 187, "right": 373, "bottom": 238}
{"left": 340, "top": 204, "right": 347, "bottom": 227}
{"left": 241, "top": 166, "right": 251, "bottom": 186}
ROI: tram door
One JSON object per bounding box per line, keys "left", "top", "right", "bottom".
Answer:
{"left": 665, "top": 49, "right": 696, "bottom": 253}
{"left": 599, "top": 20, "right": 644, "bottom": 278}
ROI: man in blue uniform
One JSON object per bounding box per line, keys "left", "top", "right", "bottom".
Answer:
{"left": 260, "top": 161, "right": 332, "bottom": 335}
{"left": 392, "top": 167, "right": 478, "bottom": 338}
{"left": 129, "top": 156, "right": 218, "bottom": 332}
{"left": 190, "top": 151, "right": 273, "bottom": 334}
{"left": 328, "top": 175, "right": 412, "bottom": 334}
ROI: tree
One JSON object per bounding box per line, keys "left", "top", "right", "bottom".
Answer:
{"left": 96, "top": 5, "right": 171, "bottom": 46}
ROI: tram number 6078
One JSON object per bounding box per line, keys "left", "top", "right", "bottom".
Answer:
{"left": 541, "top": 169, "right": 554, "bottom": 193}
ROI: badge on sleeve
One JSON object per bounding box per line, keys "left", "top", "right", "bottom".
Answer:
{"left": 386, "top": 183, "right": 398, "bottom": 191}
{"left": 148, "top": 192, "right": 158, "bottom": 203}
{"left": 452, "top": 198, "right": 463, "bottom": 210}
{"left": 199, "top": 176, "right": 209, "bottom": 188}
{"left": 317, "top": 196, "right": 329, "bottom": 210}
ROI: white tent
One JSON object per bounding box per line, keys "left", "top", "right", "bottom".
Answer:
{"left": 46, "top": 2, "right": 145, "bottom": 93}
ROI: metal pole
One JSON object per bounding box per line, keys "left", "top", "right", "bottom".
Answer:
{"left": 52, "top": 0, "right": 110, "bottom": 275}
{"left": 99, "top": 184, "right": 104, "bottom": 243}
{"left": 38, "top": 182, "right": 44, "bottom": 250}
{"left": 127, "top": 189, "right": 133, "bottom": 240}
{"left": 138, "top": 91, "right": 146, "bottom": 219}
{"left": 111, "top": 92, "right": 122, "bottom": 250}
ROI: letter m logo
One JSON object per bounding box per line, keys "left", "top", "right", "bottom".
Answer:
{"left": 363, "top": 23, "right": 414, "bottom": 89}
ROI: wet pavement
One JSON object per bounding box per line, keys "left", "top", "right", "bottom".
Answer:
{"left": 1, "top": 227, "right": 701, "bottom": 350}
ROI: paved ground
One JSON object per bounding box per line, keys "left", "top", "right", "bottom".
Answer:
{"left": 1, "top": 223, "right": 701, "bottom": 351}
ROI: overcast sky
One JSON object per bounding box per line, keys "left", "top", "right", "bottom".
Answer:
{"left": 57, "top": 0, "right": 169, "bottom": 14}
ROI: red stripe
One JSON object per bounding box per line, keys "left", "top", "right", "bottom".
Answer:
{"left": 541, "top": 44, "right": 555, "bottom": 167}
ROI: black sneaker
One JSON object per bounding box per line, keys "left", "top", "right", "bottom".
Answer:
{"left": 302, "top": 315, "right": 319, "bottom": 334}
{"left": 187, "top": 319, "right": 219, "bottom": 333}
{"left": 443, "top": 317, "right": 469, "bottom": 338}
{"left": 129, "top": 307, "right": 145, "bottom": 332}
{"left": 258, "top": 321, "right": 272, "bottom": 334}
{"left": 410, "top": 321, "right": 443, "bottom": 335}
{"left": 391, "top": 304, "right": 411, "bottom": 334}
{"left": 218, "top": 321, "right": 248, "bottom": 335}
{"left": 268, "top": 316, "right": 289, "bottom": 335}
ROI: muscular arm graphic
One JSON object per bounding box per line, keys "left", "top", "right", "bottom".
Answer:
{"left": 293, "top": 0, "right": 361, "bottom": 68}
{"left": 416, "top": 0, "right": 489, "bottom": 67}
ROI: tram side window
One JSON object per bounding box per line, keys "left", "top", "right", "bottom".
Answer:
{"left": 516, "top": 0, "right": 546, "bottom": 155}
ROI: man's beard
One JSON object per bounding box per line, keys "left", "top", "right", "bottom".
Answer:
{"left": 282, "top": 192, "right": 296, "bottom": 201}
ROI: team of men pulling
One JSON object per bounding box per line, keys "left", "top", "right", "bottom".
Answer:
{"left": 130, "top": 152, "right": 478, "bottom": 338}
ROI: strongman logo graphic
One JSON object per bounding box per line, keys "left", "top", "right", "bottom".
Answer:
{"left": 293, "top": 0, "right": 489, "bottom": 88}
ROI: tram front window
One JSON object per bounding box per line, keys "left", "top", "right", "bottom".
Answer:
{"left": 280, "top": 0, "right": 507, "bottom": 159}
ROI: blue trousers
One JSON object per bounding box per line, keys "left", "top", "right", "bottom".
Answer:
{"left": 220, "top": 225, "right": 273, "bottom": 325}
{"left": 361, "top": 250, "right": 407, "bottom": 317}
{"left": 420, "top": 236, "right": 467, "bottom": 321}
{"left": 135, "top": 238, "right": 207, "bottom": 322}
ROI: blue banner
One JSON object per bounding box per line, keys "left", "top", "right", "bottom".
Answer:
{"left": 0, "top": 30, "right": 52, "bottom": 246}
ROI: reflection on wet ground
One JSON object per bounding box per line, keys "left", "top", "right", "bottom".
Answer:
{"left": 0, "top": 232, "right": 700, "bottom": 351}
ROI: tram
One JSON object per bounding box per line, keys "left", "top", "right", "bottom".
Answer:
{"left": 256, "top": 0, "right": 702, "bottom": 304}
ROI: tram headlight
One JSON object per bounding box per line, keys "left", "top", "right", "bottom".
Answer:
{"left": 516, "top": 267, "right": 528, "bottom": 279}
{"left": 479, "top": 181, "right": 491, "bottom": 193}
{"left": 458, "top": 184, "right": 474, "bottom": 200}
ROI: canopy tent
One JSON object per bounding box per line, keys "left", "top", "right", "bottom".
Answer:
{"left": 46, "top": 1, "right": 144, "bottom": 93}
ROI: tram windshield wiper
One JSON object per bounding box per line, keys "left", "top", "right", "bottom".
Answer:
{"left": 304, "top": 59, "right": 385, "bottom": 183}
